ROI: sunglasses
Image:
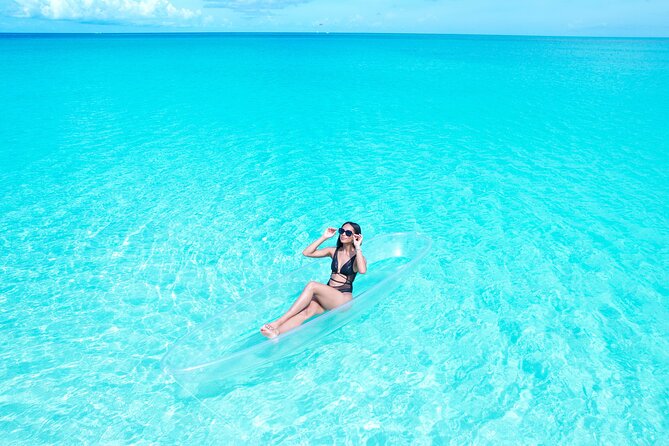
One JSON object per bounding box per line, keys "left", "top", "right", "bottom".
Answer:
{"left": 338, "top": 228, "right": 354, "bottom": 237}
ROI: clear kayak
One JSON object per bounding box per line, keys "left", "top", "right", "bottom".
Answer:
{"left": 161, "top": 232, "right": 432, "bottom": 383}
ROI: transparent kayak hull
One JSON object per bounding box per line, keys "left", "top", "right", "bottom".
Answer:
{"left": 161, "top": 232, "right": 432, "bottom": 383}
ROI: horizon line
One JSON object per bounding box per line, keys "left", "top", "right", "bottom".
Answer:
{"left": 1, "top": 31, "right": 668, "bottom": 39}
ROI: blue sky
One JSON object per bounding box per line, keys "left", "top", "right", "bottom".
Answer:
{"left": 1, "top": 0, "right": 668, "bottom": 36}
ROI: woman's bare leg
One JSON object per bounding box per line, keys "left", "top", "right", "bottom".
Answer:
{"left": 260, "top": 281, "right": 350, "bottom": 337}
{"left": 277, "top": 300, "right": 325, "bottom": 334}
{"left": 260, "top": 281, "right": 320, "bottom": 337}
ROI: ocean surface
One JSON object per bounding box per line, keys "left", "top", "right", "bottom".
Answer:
{"left": 1, "top": 33, "right": 668, "bottom": 444}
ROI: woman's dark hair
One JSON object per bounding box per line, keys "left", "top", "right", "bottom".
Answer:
{"left": 336, "top": 221, "right": 362, "bottom": 249}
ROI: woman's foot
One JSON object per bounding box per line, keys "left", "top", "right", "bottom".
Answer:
{"left": 260, "top": 323, "right": 280, "bottom": 338}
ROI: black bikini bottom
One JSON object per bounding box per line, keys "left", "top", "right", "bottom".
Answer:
{"left": 327, "top": 281, "right": 352, "bottom": 294}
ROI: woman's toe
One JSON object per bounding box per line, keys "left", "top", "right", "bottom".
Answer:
{"left": 260, "top": 323, "right": 280, "bottom": 338}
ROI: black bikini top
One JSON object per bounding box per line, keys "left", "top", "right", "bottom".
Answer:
{"left": 331, "top": 247, "right": 357, "bottom": 276}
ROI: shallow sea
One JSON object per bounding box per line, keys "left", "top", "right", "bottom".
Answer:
{"left": 1, "top": 33, "right": 668, "bottom": 444}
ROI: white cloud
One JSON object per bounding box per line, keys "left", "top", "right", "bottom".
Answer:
{"left": 203, "top": 0, "right": 311, "bottom": 13}
{"left": 12, "top": 0, "right": 201, "bottom": 25}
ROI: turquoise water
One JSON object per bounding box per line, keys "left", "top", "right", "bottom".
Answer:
{"left": 1, "top": 33, "right": 668, "bottom": 443}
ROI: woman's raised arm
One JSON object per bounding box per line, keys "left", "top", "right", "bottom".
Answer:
{"left": 302, "top": 227, "right": 336, "bottom": 258}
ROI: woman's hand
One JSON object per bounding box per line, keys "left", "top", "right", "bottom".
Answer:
{"left": 323, "top": 227, "right": 337, "bottom": 238}
{"left": 353, "top": 233, "right": 363, "bottom": 248}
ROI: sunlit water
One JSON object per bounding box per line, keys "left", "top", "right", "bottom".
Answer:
{"left": 1, "top": 33, "right": 668, "bottom": 444}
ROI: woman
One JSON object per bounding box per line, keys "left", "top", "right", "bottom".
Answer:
{"left": 260, "top": 222, "right": 367, "bottom": 338}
